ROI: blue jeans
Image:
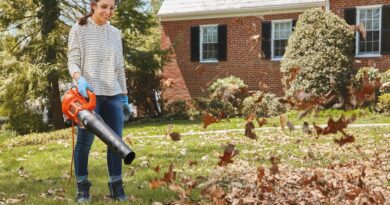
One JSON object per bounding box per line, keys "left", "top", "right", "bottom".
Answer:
{"left": 74, "top": 95, "right": 124, "bottom": 182}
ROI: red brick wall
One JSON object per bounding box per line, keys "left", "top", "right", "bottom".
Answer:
{"left": 161, "top": 2, "right": 390, "bottom": 103}
{"left": 330, "top": 0, "right": 390, "bottom": 71}
{"left": 161, "top": 13, "right": 300, "bottom": 103}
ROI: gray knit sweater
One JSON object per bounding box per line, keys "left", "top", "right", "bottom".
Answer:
{"left": 67, "top": 17, "right": 127, "bottom": 96}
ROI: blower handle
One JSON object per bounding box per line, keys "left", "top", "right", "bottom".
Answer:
{"left": 83, "top": 89, "right": 96, "bottom": 111}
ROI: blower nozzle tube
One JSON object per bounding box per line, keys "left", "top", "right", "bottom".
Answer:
{"left": 78, "top": 110, "right": 135, "bottom": 165}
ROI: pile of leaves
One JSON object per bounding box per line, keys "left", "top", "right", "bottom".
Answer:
{"left": 195, "top": 155, "right": 389, "bottom": 204}
{"left": 147, "top": 119, "right": 390, "bottom": 204}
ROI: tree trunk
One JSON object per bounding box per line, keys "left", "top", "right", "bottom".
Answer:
{"left": 39, "top": 0, "right": 65, "bottom": 129}
{"left": 49, "top": 73, "right": 65, "bottom": 129}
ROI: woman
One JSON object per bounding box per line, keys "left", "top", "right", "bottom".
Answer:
{"left": 67, "top": 0, "right": 129, "bottom": 202}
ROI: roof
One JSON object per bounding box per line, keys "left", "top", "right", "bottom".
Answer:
{"left": 158, "top": 0, "right": 325, "bottom": 21}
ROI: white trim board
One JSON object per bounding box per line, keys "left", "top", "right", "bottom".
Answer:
{"left": 159, "top": 2, "right": 324, "bottom": 22}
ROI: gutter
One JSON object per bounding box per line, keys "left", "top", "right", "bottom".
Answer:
{"left": 158, "top": 1, "right": 325, "bottom": 21}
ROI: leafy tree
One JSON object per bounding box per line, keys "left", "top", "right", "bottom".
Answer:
{"left": 0, "top": 0, "right": 163, "bottom": 133}
{"left": 281, "top": 8, "right": 355, "bottom": 98}
{"left": 113, "top": 0, "right": 168, "bottom": 116}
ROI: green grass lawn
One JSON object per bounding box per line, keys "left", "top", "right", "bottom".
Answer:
{"left": 124, "top": 109, "right": 390, "bottom": 137}
{"left": 0, "top": 110, "right": 389, "bottom": 204}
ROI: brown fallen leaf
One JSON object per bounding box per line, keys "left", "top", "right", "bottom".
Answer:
{"left": 124, "top": 135, "right": 134, "bottom": 145}
{"left": 149, "top": 178, "right": 166, "bottom": 189}
{"left": 259, "top": 81, "right": 270, "bottom": 92}
{"left": 188, "top": 160, "right": 198, "bottom": 166}
{"left": 218, "top": 144, "right": 238, "bottom": 166}
{"left": 201, "top": 184, "right": 225, "bottom": 200}
{"left": 244, "top": 121, "right": 257, "bottom": 140}
{"left": 269, "top": 156, "right": 280, "bottom": 175}
{"left": 163, "top": 164, "right": 176, "bottom": 183}
{"left": 302, "top": 121, "right": 312, "bottom": 135}
{"left": 257, "top": 166, "right": 265, "bottom": 183}
{"left": 168, "top": 183, "right": 187, "bottom": 199}
{"left": 162, "top": 78, "right": 174, "bottom": 88}
{"left": 203, "top": 113, "right": 219, "bottom": 129}
{"left": 256, "top": 118, "right": 267, "bottom": 128}
{"left": 307, "top": 150, "right": 316, "bottom": 160}
{"left": 169, "top": 132, "right": 181, "bottom": 141}
{"left": 153, "top": 165, "right": 160, "bottom": 174}
{"left": 279, "top": 114, "right": 287, "bottom": 130}
{"left": 334, "top": 134, "right": 355, "bottom": 146}
{"left": 314, "top": 114, "right": 357, "bottom": 136}
{"left": 286, "top": 67, "right": 300, "bottom": 86}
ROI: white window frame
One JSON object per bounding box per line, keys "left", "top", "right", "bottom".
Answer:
{"left": 200, "top": 24, "right": 219, "bottom": 63}
{"left": 271, "top": 19, "right": 293, "bottom": 61}
{"left": 355, "top": 5, "right": 382, "bottom": 57}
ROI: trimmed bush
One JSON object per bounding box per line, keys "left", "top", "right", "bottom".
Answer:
{"left": 208, "top": 76, "right": 247, "bottom": 94}
{"left": 192, "top": 97, "right": 235, "bottom": 117}
{"left": 207, "top": 98, "right": 235, "bottom": 116}
{"left": 281, "top": 8, "right": 355, "bottom": 98}
{"left": 164, "top": 100, "right": 188, "bottom": 119}
{"left": 242, "top": 91, "right": 286, "bottom": 117}
{"left": 380, "top": 69, "right": 390, "bottom": 94}
{"left": 376, "top": 93, "right": 390, "bottom": 115}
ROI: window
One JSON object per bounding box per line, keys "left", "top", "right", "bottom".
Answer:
{"left": 271, "top": 20, "right": 293, "bottom": 60}
{"left": 200, "top": 25, "right": 218, "bottom": 62}
{"left": 191, "top": 25, "right": 227, "bottom": 62}
{"left": 356, "top": 6, "right": 382, "bottom": 56}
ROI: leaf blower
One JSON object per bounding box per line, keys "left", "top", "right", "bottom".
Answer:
{"left": 61, "top": 88, "right": 135, "bottom": 165}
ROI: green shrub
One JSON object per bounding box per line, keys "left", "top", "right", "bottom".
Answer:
{"left": 242, "top": 91, "right": 286, "bottom": 117}
{"left": 192, "top": 97, "right": 210, "bottom": 112}
{"left": 0, "top": 129, "right": 17, "bottom": 142}
{"left": 192, "top": 97, "right": 235, "bottom": 117}
{"left": 380, "top": 69, "right": 390, "bottom": 94}
{"left": 164, "top": 100, "right": 189, "bottom": 119}
{"left": 281, "top": 8, "right": 355, "bottom": 98}
{"left": 5, "top": 110, "right": 48, "bottom": 135}
{"left": 376, "top": 93, "right": 390, "bottom": 115}
{"left": 353, "top": 67, "right": 381, "bottom": 90}
{"left": 208, "top": 76, "right": 247, "bottom": 94}
{"left": 207, "top": 98, "right": 235, "bottom": 116}
{"left": 207, "top": 76, "right": 248, "bottom": 114}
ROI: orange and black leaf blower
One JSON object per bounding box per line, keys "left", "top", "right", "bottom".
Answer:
{"left": 62, "top": 88, "right": 135, "bottom": 165}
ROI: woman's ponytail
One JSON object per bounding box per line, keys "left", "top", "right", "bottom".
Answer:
{"left": 78, "top": 0, "right": 98, "bottom": 26}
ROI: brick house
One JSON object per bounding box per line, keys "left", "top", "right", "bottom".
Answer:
{"left": 157, "top": 0, "right": 390, "bottom": 104}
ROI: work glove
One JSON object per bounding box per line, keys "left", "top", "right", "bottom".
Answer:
{"left": 121, "top": 95, "right": 131, "bottom": 112}
{"left": 77, "top": 76, "right": 93, "bottom": 98}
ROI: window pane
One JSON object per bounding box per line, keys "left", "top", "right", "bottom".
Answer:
{"left": 360, "top": 10, "right": 365, "bottom": 20}
{"left": 367, "top": 31, "right": 373, "bottom": 41}
{"left": 273, "top": 21, "right": 292, "bottom": 58}
{"left": 201, "top": 26, "right": 218, "bottom": 60}
{"left": 373, "top": 8, "right": 380, "bottom": 19}
{"left": 275, "top": 48, "right": 280, "bottom": 57}
{"left": 203, "top": 43, "right": 218, "bottom": 60}
{"left": 367, "top": 10, "right": 372, "bottom": 19}
{"left": 281, "top": 40, "right": 287, "bottom": 48}
{"left": 359, "top": 42, "right": 366, "bottom": 53}
{"left": 366, "top": 20, "right": 372, "bottom": 30}
{"left": 366, "top": 42, "right": 372, "bottom": 52}
{"left": 373, "top": 20, "right": 379, "bottom": 30}
{"left": 373, "top": 31, "right": 379, "bottom": 41}
{"left": 274, "top": 31, "right": 279, "bottom": 39}
{"left": 373, "top": 42, "right": 379, "bottom": 51}
{"left": 358, "top": 8, "right": 381, "bottom": 55}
